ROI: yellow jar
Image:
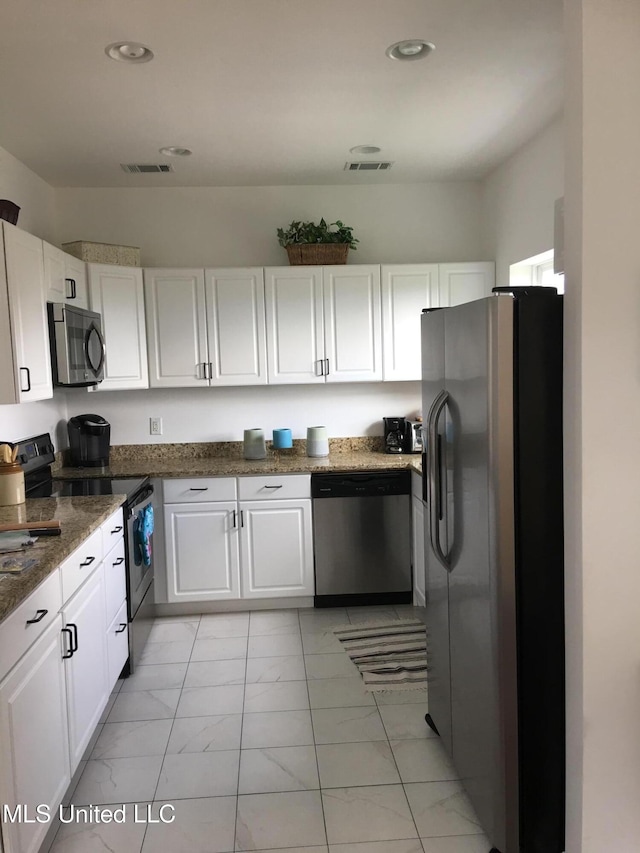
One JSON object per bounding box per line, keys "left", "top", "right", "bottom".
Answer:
{"left": 0, "top": 463, "right": 25, "bottom": 506}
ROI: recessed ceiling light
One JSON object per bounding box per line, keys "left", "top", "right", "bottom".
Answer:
{"left": 386, "top": 40, "right": 435, "bottom": 61}
{"left": 105, "top": 42, "right": 154, "bottom": 63}
{"left": 159, "top": 147, "right": 192, "bottom": 157}
{"left": 349, "top": 145, "right": 382, "bottom": 155}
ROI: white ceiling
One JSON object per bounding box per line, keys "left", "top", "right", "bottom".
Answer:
{"left": 0, "top": 0, "right": 563, "bottom": 188}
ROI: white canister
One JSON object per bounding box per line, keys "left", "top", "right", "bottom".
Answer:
{"left": 307, "top": 426, "right": 329, "bottom": 458}
{"left": 244, "top": 428, "right": 267, "bottom": 460}
{"left": 0, "top": 463, "right": 26, "bottom": 506}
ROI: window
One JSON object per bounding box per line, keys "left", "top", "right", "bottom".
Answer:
{"left": 510, "top": 250, "right": 565, "bottom": 294}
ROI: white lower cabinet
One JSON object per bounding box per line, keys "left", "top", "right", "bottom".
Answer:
{"left": 62, "top": 564, "right": 110, "bottom": 773}
{"left": 106, "top": 600, "right": 129, "bottom": 686}
{"left": 0, "top": 617, "right": 70, "bottom": 853}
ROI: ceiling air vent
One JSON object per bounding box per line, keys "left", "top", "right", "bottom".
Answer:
{"left": 120, "top": 163, "right": 174, "bottom": 174}
{"left": 344, "top": 161, "right": 393, "bottom": 172}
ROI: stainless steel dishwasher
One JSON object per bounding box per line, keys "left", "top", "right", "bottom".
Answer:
{"left": 312, "top": 471, "right": 412, "bottom": 607}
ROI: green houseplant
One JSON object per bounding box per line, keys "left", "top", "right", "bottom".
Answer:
{"left": 277, "top": 218, "right": 359, "bottom": 265}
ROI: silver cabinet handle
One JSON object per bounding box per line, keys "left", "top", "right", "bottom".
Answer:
{"left": 264, "top": 484, "right": 283, "bottom": 490}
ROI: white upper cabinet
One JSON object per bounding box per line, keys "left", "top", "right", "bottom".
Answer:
{"left": 323, "top": 265, "right": 382, "bottom": 383}
{"left": 0, "top": 222, "right": 52, "bottom": 403}
{"left": 64, "top": 253, "right": 89, "bottom": 309}
{"left": 205, "top": 267, "right": 267, "bottom": 386}
{"left": 43, "top": 241, "right": 67, "bottom": 303}
{"left": 438, "top": 261, "right": 495, "bottom": 307}
{"left": 145, "top": 268, "right": 208, "bottom": 388}
{"left": 88, "top": 264, "right": 149, "bottom": 390}
{"left": 265, "top": 266, "right": 324, "bottom": 384}
{"left": 382, "top": 264, "right": 440, "bottom": 381}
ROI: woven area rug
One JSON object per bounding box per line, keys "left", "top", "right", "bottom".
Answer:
{"left": 333, "top": 619, "right": 428, "bottom": 692}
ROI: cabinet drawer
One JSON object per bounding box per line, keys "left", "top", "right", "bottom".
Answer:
{"left": 60, "top": 527, "right": 103, "bottom": 603}
{"left": 104, "top": 537, "right": 126, "bottom": 626}
{"left": 238, "top": 474, "right": 311, "bottom": 501}
{"left": 0, "top": 569, "right": 62, "bottom": 679}
{"left": 106, "top": 601, "right": 129, "bottom": 688}
{"left": 163, "top": 477, "right": 237, "bottom": 503}
{"left": 102, "top": 507, "right": 125, "bottom": 556}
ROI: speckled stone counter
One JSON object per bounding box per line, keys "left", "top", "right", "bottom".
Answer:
{"left": 0, "top": 495, "right": 124, "bottom": 624}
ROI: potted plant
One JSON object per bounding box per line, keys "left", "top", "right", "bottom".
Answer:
{"left": 277, "top": 218, "right": 359, "bottom": 265}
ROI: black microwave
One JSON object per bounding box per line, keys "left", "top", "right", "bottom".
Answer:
{"left": 47, "top": 303, "right": 106, "bottom": 387}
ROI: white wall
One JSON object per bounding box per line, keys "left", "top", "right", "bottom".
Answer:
{"left": 0, "top": 144, "right": 57, "bottom": 243}
{"left": 564, "top": 1, "right": 640, "bottom": 850}
{"left": 482, "top": 116, "right": 564, "bottom": 287}
{"left": 65, "top": 382, "right": 421, "bottom": 445}
{"left": 0, "top": 392, "right": 68, "bottom": 447}
{"left": 54, "top": 183, "right": 485, "bottom": 267}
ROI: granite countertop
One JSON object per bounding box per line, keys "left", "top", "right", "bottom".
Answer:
{"left": 0, "top": 495, "right": 125, "bottom": 624}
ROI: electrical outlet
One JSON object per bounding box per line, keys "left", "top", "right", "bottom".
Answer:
{"left": 150, "top": 417, "right": 163, "bottom": 436}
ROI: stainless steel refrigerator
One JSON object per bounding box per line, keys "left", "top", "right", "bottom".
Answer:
{"left": 420, "top": 288, "right": 564, "bottom": 853}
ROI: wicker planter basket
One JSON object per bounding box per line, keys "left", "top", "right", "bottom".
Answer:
{"left": 286, "top": 243, "right": 349, "bottom": 265}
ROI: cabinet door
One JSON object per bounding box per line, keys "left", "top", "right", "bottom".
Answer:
{"left": 2, "top": 223, "right": 52, "bottom": 402}
{"left": 164, "top": 502, "right": 240, "bottom": 602}
{"left": 240, "top": 499, "right": 313, "bottom": 598}
{"left": 0, "top": 617, "right": 70, "bottom": 853}
{"left": 205, "top": 268, "right": 267, "bottom": 386}
{"left": 411, "top": 494, "right": 426, "bottom": 607}
{"left": 64, "top": 254, "right": 89, "bottom": 309}
{"left": 43, "top": 240, "right": 67, "bottom": 303}
{"left": 63, "top": 566, "right": 109, "bottom": 773}
{"left": 106, "top": 600, "right": 129, "bottom": 689}
{"left": 144, "top": 268, "right": 208, "bottom": 388}
{"left": 438, "top": 262, "right": 495, "bottom": 307}
{"left": 264, "top": 267, "right": 324, "bottom": 384}
{"left": 382, "top": 264, "right": 439, "bottom": 381}
{"left": 323, "top": 265, "right": 382, "bottom": 382}
{"left": 88, "top": 264, "right": 149, "bottom": 390}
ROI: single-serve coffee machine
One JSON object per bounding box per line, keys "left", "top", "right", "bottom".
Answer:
{"left": 68, "top": 414, "right": 111, "bottom": 467}
{"left": 383, "top": 417, "right": 407, "bottom": 454}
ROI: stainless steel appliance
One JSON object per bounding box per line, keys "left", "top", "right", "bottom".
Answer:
{"left": 420, "top": 288, "right": 564, "bottom": 853}
{"left": 68, "top": 414, "right": 111, "bottom": 468}
{"left": 312, "top": 471, "right": 412, "bottom": 606}
{"left": 11, "top": 433, "right": 155, "bottom": 675}
{"left": 404, "top": 420, "right": 423, "bottom": 453}
{"left": 47, "top": 302, "right": 105, "bottom": 387}
{"left": 383, "top": 417, "right": 407, "bottom": 454}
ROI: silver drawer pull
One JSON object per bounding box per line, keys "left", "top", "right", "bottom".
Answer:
{"left": 80, "top": 556, "right": 95, "bottom": 567}
{"left": 264, "top": 484, "right": 283, "bottom": 490}
{"left": 113, "top": 557, "right": 125, "bottom": 566}
{"left": 189, "top": 487, "right": 209, "bottom": 491}
{"left": 115, "top": 623, "right": 127, "bottom": 634}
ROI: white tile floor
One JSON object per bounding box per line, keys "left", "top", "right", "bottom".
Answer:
{"left": 50, "top": 606, "right": 492, "bottom": 853}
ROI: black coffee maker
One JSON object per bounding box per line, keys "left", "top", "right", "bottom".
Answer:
{"left": 383, "top": 417, "right": 407, "bottom": 454}
{"left": 68, "top": 414, "right": 111, "bottom": 467}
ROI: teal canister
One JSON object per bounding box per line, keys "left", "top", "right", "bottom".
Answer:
{"left": 272, "top": 428, "right": 293, "bottom": 449}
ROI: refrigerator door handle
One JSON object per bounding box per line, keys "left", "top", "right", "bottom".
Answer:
{"left": 428, "top": 389, "right": 452, "bottom": 572}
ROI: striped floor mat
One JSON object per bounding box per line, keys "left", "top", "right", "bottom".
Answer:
{"left": 333, "top": 619, "right": 428, "bottom": 693}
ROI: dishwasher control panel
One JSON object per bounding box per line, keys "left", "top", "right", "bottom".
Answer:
{"left": 311, "top": 471, "right": 411, "bottom": 499}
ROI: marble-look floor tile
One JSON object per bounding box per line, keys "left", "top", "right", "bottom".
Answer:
{"left": 139, "top": 641, "right": 194, "bottom": 665}
{"left": 305, "top": 653, "right": 359, "bottom": 680}
{"left": 166, "top": 714, "right": 242, "bottom": 753}
{"left": 346, "top": 608, "right": 400, "bottom": 624}
{"left": 375, "top": 689, "right": 428, "bottom": 706}
{"left": 329, "top": 842, "right": 424, "bottom": 853}
{"left": 301, "top": 631, "right": 345, "bottom": 655}
{"left": 141, "top": 797, "right": 236, "bottom": 853}
{"left": 147, "top": 620, "right": 198, "bottom": 644}
{"left": 308, "top": 677, "right": 376, "bottom": 709}
{"left": 404, "top": 781, "right": 484, "bottom": 838}
{"left": 71, "top": 756, "right": 163, "bottom": 806}
{"left": 312, "top": 706, "right": 387, "bottom": 744}
{"left": 98, "top": 694, "right": 116, "bottom": 725}
{"left": 183, "top": 658, "right": 246, "bottom": 688}
{"left": 316, "top": 741, "right": 401, "bottom": 788}
{"left": 322, "top": 785, "right": 417, "bottom": 845}
{"left": 119, "top": 663, "right": 187, "bottom": 693}
{"left": 420, "top": 836, "right": 492, "bottom": 853}
{"left": 176, "top": 685, "right": 244, "bottom": 717}
{"left": 249, "top": 849, "right": 327, "bottom": 853}
{"left": 238, "top": 745, "right": 319, "bottom": 794}
{"left": 378, "top": 703, "right": 434, "bottom": 739}
{"left": 249, "top": 609, "right": 300, "bottom": 635}
{"left": 235, "top": 790, "right": 326, "bottom": 851}
{"left": 390, "top": 739, "right": 459, "bottom": 783}
{"left": 107, "top": 689, "right": 181, "bottom": 722}
{"left": 245, "top": 654, "right": 306, "bottom": 683}
{"left": 197, "top": 612, "right": 250, "bottom": 639}
{"left": 190, "top": 637, "right": 248, "bottom": 661}
{"left": 155, "top": 750, "right": 240, "bottom": 800}
{"left": 91, "top": 720, "right": 172, "bottom": 759}
{"left": 299, "top": 609, "right": 348, "bottom": 632}
{"left": 243, "top": 680, "right": 310, "bottom": 713}
{"left": 50, "top": 802, "right": 148, "bottom": 853}
{"left": 248, "top": 634, "right": 303, "bottom": 658}
{"left": 242, "top": 709, "right": 314, "bottom": 748}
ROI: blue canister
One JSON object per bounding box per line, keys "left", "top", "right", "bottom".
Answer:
{"left": 272, "top": 428, "right": 293, "bottom": 449}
